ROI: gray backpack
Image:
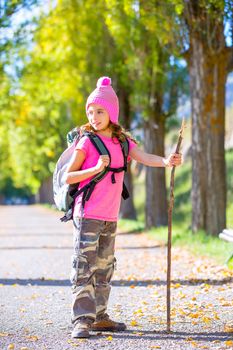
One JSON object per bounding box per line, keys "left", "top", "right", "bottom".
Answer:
{"left": 53, "top": 128, "right": 130, "bottom": 222}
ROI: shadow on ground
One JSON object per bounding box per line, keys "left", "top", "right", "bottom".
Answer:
{"left": 0, "top": 277, "right": 232, "bottom": 287}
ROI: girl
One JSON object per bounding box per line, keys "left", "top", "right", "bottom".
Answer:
{"left": 65, "top": 76, "right": 182, "bottom": 338}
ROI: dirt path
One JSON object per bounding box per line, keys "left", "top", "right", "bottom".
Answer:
{"left": 0, "top": 205, "right": 232, "bottom": 350}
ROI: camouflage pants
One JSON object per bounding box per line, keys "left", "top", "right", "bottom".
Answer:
{"left": 70, "top": 217, "right": 117, "bottom": 325}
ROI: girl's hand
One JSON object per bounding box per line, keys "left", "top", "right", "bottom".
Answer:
{"left": 164, "top": 153, "right": 183, "bottom": 167}
{"left": 95, "top": 155, "right": 110, "bottom": 172}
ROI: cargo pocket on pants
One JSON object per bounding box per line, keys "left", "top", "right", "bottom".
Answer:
{"left": 70, "top": 254, "right": 89, "bottom": 285}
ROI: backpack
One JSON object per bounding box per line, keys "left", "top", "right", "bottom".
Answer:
{"left": 53, "top": 127, "right": 130, "bottom": 222}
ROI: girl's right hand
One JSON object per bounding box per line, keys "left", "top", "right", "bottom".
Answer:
{"left": 95, "top": 155, "right": 110, "bottom": 172}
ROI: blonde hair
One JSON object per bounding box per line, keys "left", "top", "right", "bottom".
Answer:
{"left": 80, "top": 121, "right": 138, "bottom": 145}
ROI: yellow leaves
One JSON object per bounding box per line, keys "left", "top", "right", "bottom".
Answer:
{"left": 177, "top": 308, "right": 186, "bottom": 316}
{"left": 202, "top": 284, "right": 211, "bottom": 292}
{"left": 25, "top": 335, "right": 40, "bottom": 341}
{"left": 177, "top": 291, "right": 186, "bottom": 299}
{"left": 0, "top": 332, "right": 10, "bottom": 336}
{"left": 171, "top": 283, "right": 181, "bottom": 289}
{"left": 221, "top": 301, "right": 232, "bottom": 307}
{"left": 30, "top": 293, "right": 40, "bottom": 300}
{"left": 133, "top": 331, "right": 144, "bottom": 336}
{"left": 222, "top": 270, "right": 233, "bottom": 278}
{"left": 201, "top": 316, "right": 211, "bottom": 324}
{"left": 7, "top": 344, "right": 15, "bottom": 350}
{"left": 149, "top": 346, "right": 161, "bottom": 349}
{"left": 190, "top": 341, "right": 198, "bottom": 347}
{"left": 218, "top": 296, "right": 233, "bottom": 307}
{"left": 224, "top": 322, "right": 233, "bottom": 332}
{"left": 19, "top": 308, "right": 26, "bottom": 313}
{"left": 70, "top": 344, "right": 79, "bottom": 347}
{"left": 106, "top": 335, "right": 113, "bottom": 341}
{"left": 186, "top": 338, "right": 198, "bottom": 347}
{"left": 189, "top": 313, "right": 199, "bottom": 319}
{"left": 130, "top": 319, "right": 138, "bottom": 326}
{"left": 186, "top": 337, "right": 193, "bottom": 341}
{"left": 225, "top": 340, "right": 233, "bottom": 347}
{"left": 133, "top": 308, "right": 144, "bottom": 316}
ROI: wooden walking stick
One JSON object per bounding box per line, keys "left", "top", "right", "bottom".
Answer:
{"left": 166, "top": 118, "right": 185, "bottom": 332}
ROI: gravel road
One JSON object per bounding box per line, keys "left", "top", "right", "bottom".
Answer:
{"left": 0, "top": 205, "right": 232, "bottom": 350}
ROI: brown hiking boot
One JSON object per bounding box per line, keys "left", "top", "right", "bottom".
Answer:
{"left": 71, "top": 321, "right": 91, "bottom": 338}
{"left": 90, "top": 313, "right": 127, "bottom": 332}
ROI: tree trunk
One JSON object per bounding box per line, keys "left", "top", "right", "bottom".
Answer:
{"left": 144, "top": 115, "right": 167, "bottom": 228}
{"left": 37, "top": 176, "right": 54, "bottom": 204}
{"left": 119, "top": 86, "right": 137, "bottom": 220}
{"left": 189, "top": 40, "right": 227, "bottom": 235}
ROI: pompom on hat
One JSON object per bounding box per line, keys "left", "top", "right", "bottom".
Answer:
{"left": 86, "top": 76, "right": 119, "bottom": 124}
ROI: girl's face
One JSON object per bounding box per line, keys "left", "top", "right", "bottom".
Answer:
{"left": 87, "top": 104, "right": 110, "bottom": 131}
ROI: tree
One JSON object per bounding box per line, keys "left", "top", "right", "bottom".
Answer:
{"left": 105, "top": 0, "right": 187, "bottom": 227}
{"left": 0, "top": 0, "right": 39, "bottom": 197}
{"left": 172, "top": 0, "right": 233, "bottom": 234}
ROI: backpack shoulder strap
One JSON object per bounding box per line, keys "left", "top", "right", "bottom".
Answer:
{"left": 84, "top": 131, "right": 110, "bottom": 157}
{"left": 120, "top": 137, "right": 129, "bottom": 169}
{"left": 83, "top": 131, "right": 111, "bottom": 183}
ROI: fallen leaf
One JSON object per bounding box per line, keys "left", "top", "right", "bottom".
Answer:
{"left": 202, "top": 316, "right": 211, "bottom": 324}
{"left": 225, "top": 340, "right": 233, "bottom": 347}
{"left": 171, "top": 283, "right": 181, "bottom": 289}
{"left": 224, "top": 322, "right": 233, "bottom": 332}
{"left": 106, "top": 336, "right": 113, "bottom": 340}
{"left": 221, "top": 302, "right": 232, "bottom": 306}
{"left": 0, "top": 332, "right": 10, "bottom": 336}
{"left": 191, "top": 341, "right": 198, "bottom": 347}
{"left": 26, "top": 335, "right": 39, "bottom": 341}
{"left": 189, "top": 313, "right": 199, "bottom": 319}
{"left": 19, "top": 308, "right": 26, "bottom": 313}
{"left": 7, "top": 345, "right": 15, "bottom": 350}
{"left": 186, "top": 337, "right": 193, "bottom": 341}
{"left": 130, "top": 320, "right": 138, "bottom": 326}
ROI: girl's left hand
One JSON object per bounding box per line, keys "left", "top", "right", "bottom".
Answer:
{"left": 164, "top": 153, "right": 183, "bottom": 167}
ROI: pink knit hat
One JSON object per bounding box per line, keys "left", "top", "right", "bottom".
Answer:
{"left": 86, "top": 76, "right": 119, "bottom": 124}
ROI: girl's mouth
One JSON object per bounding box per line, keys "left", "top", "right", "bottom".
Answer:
{"left": 93, "top": 122, "right": 101, "bottom": 127}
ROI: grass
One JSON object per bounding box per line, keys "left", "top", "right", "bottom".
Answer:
{"left": 118, "top": 149, "right": 233, "bottom": 268}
